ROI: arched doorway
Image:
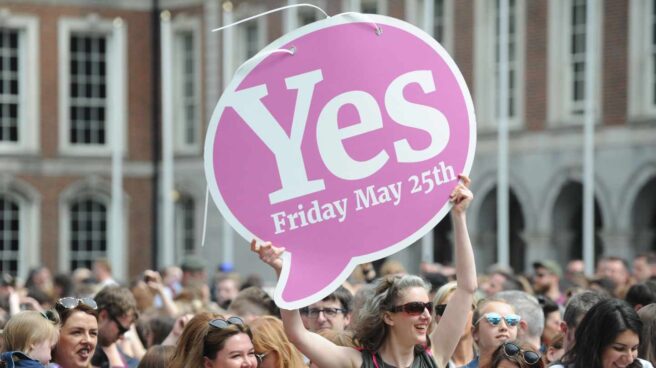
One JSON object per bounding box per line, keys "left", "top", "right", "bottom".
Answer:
{"left": 632, "top": 176, "right": 656, "bottom": 251}
{"left": 432, "top": 215, "right": 453, "bottom": 265}
{"left": 476, "top": 186, "right": 526, "bottom": 272}
{"left": 551, "top": 181, "right": 604, "bottom": 263}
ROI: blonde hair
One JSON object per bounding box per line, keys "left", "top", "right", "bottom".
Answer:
{"left": 3, "top": 310, "right": 59, "bottom": 353}
{"left": 250, "top": 316, "right": 305, "bottom": 368}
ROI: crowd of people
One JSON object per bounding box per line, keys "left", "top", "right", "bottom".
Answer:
{"left": 0, "top": 176, "right": 655, "bottom": 368}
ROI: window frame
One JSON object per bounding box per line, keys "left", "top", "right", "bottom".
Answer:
{"left": 229, "top": 2, "right": 267, "bottom": 75}
{"left": 59, "top": 179, "right": 128, "bottom": 277}
{"left": 174, "top": 192, "right": 198, "bottom": 260}
{"left": 0, "top": 178, "right": 40, "bottom": 281}
{"left": 0, "top": 14, "right": 39, "bottom": 154}
{"left": 547, "top": 0, "right": 603, "bottom": 126}
{"left": 171, "top": 15, "right": 202, "bottom": 155}
{"left": 283, "top": 0, "right": 327, "bottom": 33}
{"left": 58, "top": 15, "right": 127, "bottom": 156}
{"left": 341, "top": 0, "right": 388, "bottom": 15}
{"left": 628, "top": 0, "right": 656, "bottom": 120}
{"left": 405, "top": 0, "right": 454, "bottom": 52}
{"left": 474, "top": 0, "right": 526, "bottom": 131}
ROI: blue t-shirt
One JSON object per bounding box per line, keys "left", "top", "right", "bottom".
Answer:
{"left": 0, "top": 351, "right": 45, "bottom": 368}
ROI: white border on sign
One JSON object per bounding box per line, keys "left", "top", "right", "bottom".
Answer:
{"left": 204, "top": 13, "right": 477, "bottom": 310}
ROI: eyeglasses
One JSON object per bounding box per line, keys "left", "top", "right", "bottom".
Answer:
{"left": 307, "top": 307, "right": 347, "bottom": 319}
{"left": 475, "top": 312, "right": 521, "bottom": 327}
{"left": 110, "top": 314, "right": 131, "bottom": 336}
{"left": 388, "top": 302, "right": 433, "bottom": 316}
{"left": 208, "top": 316, "right": 245, "bottom": 329}
{"left": 57, "top": 297, "right": 98, "bottom": 310}
{"left": 502, "top": 342, "right": 541, "bottom": 365}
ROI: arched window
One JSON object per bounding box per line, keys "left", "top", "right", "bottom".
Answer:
{"left": 0, "top": 195, "right": 20, "bottom": 275}
{"left": 69, "top": 196, "right": 107, "bottom": 270}
{"left": 175, "top": 194, "right": 196, "bottom": 259}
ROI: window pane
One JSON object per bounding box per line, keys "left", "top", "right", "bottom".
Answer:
{"left": 0, "top": 28, "right": 20, "bottom": 143}
{"left": 69, "top": 33, "right": 107, "bottom": 145}
{"left": 70, "top": 198, "right": 107, "bottom": 270}
{"left": 0, "top": 195, "right": 20, "bottom": 276}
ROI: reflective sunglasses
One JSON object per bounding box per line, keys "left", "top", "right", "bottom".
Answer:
{"left": 502, "top": 342, "right": 541, "bottom": 365}
{"left": 57, "top": 297, "right": 98, "bottom": 310}
{"left": 475, "top": 312, "right": 521, "bottom": 327}
{"left": 110, "top": 314, "right": 131, "bottom": 336}
{"left": 307, "top": 307, "right": 347, "bottom": 319}
{"left": 208, "top": 316, "right": 245, "bottom": 329}
{"left": 388, "top": 302, "right": 433, "bottom": 315}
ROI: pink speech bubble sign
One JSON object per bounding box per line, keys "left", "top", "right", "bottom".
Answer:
{"left": 205, "top": 14, "right": 476, "bottom": 309}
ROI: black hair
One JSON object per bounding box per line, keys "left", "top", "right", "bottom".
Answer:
{"left": 561, "top": 299, "right": 643, "bottom": 368}
{"left": 625, "top": 282, "right": 656, "bottom": 309}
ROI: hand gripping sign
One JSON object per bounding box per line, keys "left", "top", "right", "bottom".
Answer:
{"left": 205, "top": 13, "right": 476, "bottom": 309}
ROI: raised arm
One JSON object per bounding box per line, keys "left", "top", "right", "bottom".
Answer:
{"left": 429, "top": 175, "right": 477, "bottom": 367}
{"left": 251, "top": 240, "right": 361, "bottom": 368}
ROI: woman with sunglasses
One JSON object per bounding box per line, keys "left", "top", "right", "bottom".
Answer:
{"left": 551, "top": 298, "right": 652, "bottom": 368}
{"left": 168, "top": 312, "right": 258, "bottom": 368}
{"left": 489, "top": 342, "right": 543, "bottom": 368}
{"left": 50, "top": 297, "right": 99, "bottom": 368}
{"left": 252, "top": 175, "right": 476, "bottom": 368}
{"left": 464, "top": 298, "right": 521, "bottom": 368}
{"left": 432, "top": 281, "right": 477, "bottom": 367}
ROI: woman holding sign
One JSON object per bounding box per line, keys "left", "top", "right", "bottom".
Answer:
{"left": 252, "top": 175, "right": 476, "bottom": 368}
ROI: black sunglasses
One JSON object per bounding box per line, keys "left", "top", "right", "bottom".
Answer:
{"left": 388, "top": 302, "right": 433, "bottom": 316}
{"left": 208, "top": 316, "right": 245, "bottom": 329}
{"left": 110, "top": 314, "right": 131, "bottom": 336}
{"left": 502, "top": 342, "right": 541, "bottom": 365}
{"left": 434, "top": 304, "right": 447, "bottom": 316}
{"left": 57, "top": 297, "right": 98, "bottom": 310}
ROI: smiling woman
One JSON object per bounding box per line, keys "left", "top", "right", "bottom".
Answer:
{"left": 252, "top": 175, "right": 477, "bottom": 368}
{"left": 553, "top": 299, "right": 653, "bottom": 368}
{"left": 168, "top": 312, "right": 258, "bottom": 368}
{"left": 50, "top": 297, "right": 99, "bottom": 368}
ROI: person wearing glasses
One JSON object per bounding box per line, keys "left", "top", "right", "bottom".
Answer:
{"left": 250, "top": 316, "right": 306, "bottom": 368}
{"left": 432, "top": 281, "right": 477, "bottom": 367}
{"left": 0, "top": 310, "right": 60, "bottom": 367}
{"left": 462, "top": 297, "right": 521, "bottom": 368}
{"left": 301, "top": 286, "right": 353, "bottom": 333}
{"left": 168, "top": 312, "right": 258, "bottom": 368}
{"left": 252, "top": 175, "right": 476, "bottom": 368}
{"left": 51, "top": 297, "right": 99, "bottom": 368}
{"left": 90, "top": 286, "right": 140, "bottom": 368}
{"left": 551, "top": 298, "right": 654, "bottom": 368}
{"left": 489, "top": 342, "right": 543, "bottom": 368}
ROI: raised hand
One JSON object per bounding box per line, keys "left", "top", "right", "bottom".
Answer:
{"left": 251, "top": 239, "right": 286, "bottom": 274}
{"left": 449, "top": 174, "right": 473, "bottom": 214}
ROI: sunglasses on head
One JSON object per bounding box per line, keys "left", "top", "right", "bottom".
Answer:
{"left": 57, "top": 297, "right": 98, "bottom": 310}
{"left": 475, "top": 312, "right": 521, "bottom": 327}
{"left": 208, "top": 316, "right": 245, "bottom": 329}
{"left": 388, "top": 301, "right": 433, "bottom": 315}
{"left": 502, "top": 342, "right": 541, "bottom": 365}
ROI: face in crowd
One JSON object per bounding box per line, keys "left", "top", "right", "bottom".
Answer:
{"left": 472, "top": 301, "right": 519, "bottom": 355}
{"left": 306, "top": 298, "right": 351, "bottom": 333}
{"left": 383, "top": 285, "right": 432, "bottom": 346}
{"left": 53, "top": 302, "right": 99, "bottom": 368}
